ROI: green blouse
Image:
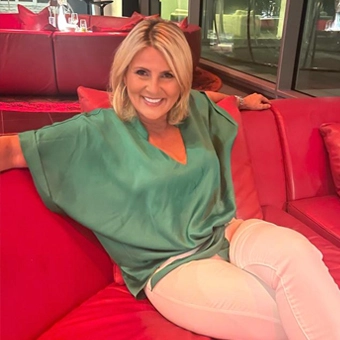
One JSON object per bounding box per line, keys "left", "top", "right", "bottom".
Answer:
{"left": 19, "top": 90, "right": 238, "bottom": 299}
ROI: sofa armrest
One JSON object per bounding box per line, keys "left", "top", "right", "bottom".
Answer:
{"left": 0, "top": 169, "right": 113, "bottom": 340}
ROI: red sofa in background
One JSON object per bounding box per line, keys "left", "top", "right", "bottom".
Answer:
{"left": 1, "top": 96, "right": 340, "bottom": 340}
{"left": 0, "top": 11, "right": 201, "bottom": 96}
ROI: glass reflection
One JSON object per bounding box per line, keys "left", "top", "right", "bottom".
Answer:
{"left": 159, "top": 0, "right": 188, "bottom": 22}
{"left": 201, "top": 0, "right": 287, "bottom": 83}
{"left": 295, "top": 0, "right": 340, "bottom": 96}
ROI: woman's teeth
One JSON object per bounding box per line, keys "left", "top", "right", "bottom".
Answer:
{"left": 144, "top": 97, "right": 162, "bottom": 104}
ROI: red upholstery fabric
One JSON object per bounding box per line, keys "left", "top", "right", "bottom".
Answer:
{"left": 17, "top": 5, "right": 50, "bottom": 30}
{"left": 38, "top": 284, "right": 211, "bottom": 340}
{"left": 270, "top": 97, "right": 340, "bottom": 246}
{"left": 53, "top": 31, "right": 128, "bottom": 94}
{"left": 241, "top": 108, "right": 287, "bottom": 209}
{"left": 89, "top": 15, "right": 137, "bottom": 29}
{"left": 0, "top": 13, "right": 21, "bottom": 29}
{"left": 320, "top": 123, "right": 340, "bottom": 196}
{"left": 288, "top": 196, "right": 340, "bottom": 247}
{"left": 91, "top": 15, "right": 143, "bottom": 32}
{"left": 217, "top": 96, "right": 263, "bottom": 219}
{"left": 0, "top": 30, "right": 58, "bottom": 95}
{"left": 271, "top": 97, "right": 340, "bottom": 200}
{"left": 0, "top": 170, "right": 113, "bottom": 340}
{"left": 176, "top": 17, "right": 189, "bottom": 28}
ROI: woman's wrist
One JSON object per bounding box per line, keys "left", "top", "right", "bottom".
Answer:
{"left": 235, "top": 95, "right": 245, "bottom": 110}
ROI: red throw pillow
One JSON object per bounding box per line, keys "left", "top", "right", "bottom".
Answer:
{"left": 131, "top": 11, "right": 159, "bottom": 20}
{"left": 77, "top": 86, "right": 111, "bottom": 112}
{"left": 176, "top": 16, "right": 189, "bottom": 29}
{"left": 91, "top": 12, "right": 159, "bottom": 32}
{"left": 320, "top": 123, "right": 340, "bottom": 197}
{"left": 17, "top": 4, "right": 50, "bottom": 30}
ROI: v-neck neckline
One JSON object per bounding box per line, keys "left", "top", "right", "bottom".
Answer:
{"left": 129, "top": 117, "right": 188, "bottom": 165}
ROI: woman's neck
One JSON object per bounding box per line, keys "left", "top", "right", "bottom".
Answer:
{"left": 139, "top": 116, "right": 170, "bottom": 136}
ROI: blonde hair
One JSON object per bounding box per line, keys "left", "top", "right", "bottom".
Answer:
{"left": 109, "top": 18, "right": 193, "bottom": 125}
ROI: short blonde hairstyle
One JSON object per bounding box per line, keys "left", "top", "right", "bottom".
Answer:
{"left": 109, "top": 18, "right": 193, "bottom": 125}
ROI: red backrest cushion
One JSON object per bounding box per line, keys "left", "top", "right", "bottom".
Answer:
{"left": 17, "top": 5, "right": 50, "bottom": 30}
{"left": 319, "top": 122, "right": 340, "bottom": 197}
{"left": 241, "top": 106, "right": 288, "bottom": 209}
{"left": 217, "top": 96, "right": 263, "bottom": 219}
{"left": 0, "top": 13, "right": 22, "bottom": 29}
{"left": 0, "top": 30, "right": 58, "bottom": 95}
{"left": 272, "top": 97, "right": 340, "bottom": 200}
{"left": 53, "top": 32, "right": 127, "bottom": 94}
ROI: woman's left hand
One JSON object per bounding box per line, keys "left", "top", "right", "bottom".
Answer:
{"left": 240, "top": 93, "right": 271, "bottom": 111}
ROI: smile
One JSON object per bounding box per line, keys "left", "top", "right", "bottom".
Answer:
{"left": 143, "top": 97, "right": 163, "bottom": 104}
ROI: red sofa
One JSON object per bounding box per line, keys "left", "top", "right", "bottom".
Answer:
{"left": 1, "top": 96, "right": 340, "bottom": 340}
{"left": 0, "top": 12, "right": 201, "bottom": 96}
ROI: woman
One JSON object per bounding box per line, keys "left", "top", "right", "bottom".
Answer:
{"left": 1, "top": 18, "right": 340, "bottom": 340}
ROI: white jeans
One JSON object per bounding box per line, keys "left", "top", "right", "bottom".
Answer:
{"left": 144, "top": 219, "right": 340, "bottom": 340}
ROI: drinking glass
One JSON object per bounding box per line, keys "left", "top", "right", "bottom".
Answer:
{"left": 48, "top": 16, "right": 56, "bottom": 27}
{"left": 79, "top": 19, "right": 87, "bottom": 32}
{"left": 70, "top": 12, "right": 78, "bottom": 25}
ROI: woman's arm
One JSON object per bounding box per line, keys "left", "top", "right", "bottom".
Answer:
{"left": 205, "top": 91, "right": 271, "bottom": 111}
{"left": 0, "top": 135, "right": 27, "bottom": 172}
{"left": 204, "top": 91, "right": 228, "bottom": 103}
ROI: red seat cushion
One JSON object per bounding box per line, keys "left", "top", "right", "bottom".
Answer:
{"left": 37, "top": 283, "right": 211, "bottom": 340}
{"left": 287, "top": 195, "right": 340, "bottom": 247}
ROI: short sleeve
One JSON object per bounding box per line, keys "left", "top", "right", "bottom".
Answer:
{"left": 19, "top": 111, "right": 102, "bottom": 213}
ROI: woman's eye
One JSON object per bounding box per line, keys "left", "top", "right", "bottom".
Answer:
{"left": 162, "top": 72, "right": 174, "bottom": 79}
{"left": 136, "top": 69, "right": 147, "bottom": 76}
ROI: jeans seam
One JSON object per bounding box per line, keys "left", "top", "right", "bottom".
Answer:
{"left": 242, "top": 262, "right": 310, "bottom": 340}
{"left": 146, "top": 284, "right": 282, "bottom": 324}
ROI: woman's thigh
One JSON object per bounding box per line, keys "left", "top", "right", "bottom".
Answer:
{"left": 145, "top": 256, "right": 287, "bottom": 340}
{"left": 229, "top": 219, "right": 340, "bottom": 340}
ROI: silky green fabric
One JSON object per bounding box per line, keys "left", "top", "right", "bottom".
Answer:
{"left": 19, "top": 90, "right": 238, "bottom": 299}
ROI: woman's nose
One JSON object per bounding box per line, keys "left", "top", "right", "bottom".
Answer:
{"left": 146, "top": 76, "right": 160, "bottom": 94}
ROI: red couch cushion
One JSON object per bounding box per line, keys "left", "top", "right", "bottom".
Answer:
{"left": 271, "top": 97, "right": 340, "bottom": 200}
{"left": 37, "top": 284, "right": 211, "bottom": 340}
{"left": 240, "top": 108, "right": 287, "bottom": 210}
{"left": 0, "top": 170, "right": 113, "bottom": 340}
{"left": 53, "top": 32, "right": 128, "bottom": 94}
{"left": 0, "top": 13, "right": 22, "bottom": 29}
{"left": 0, "top": 30, "right": 58, "bottom": 95}
{"left": 287, "top": 195, "right": 340, "bottom": 247}
{"left": 320, "top": 123, "right": 340, "bottom": 197}
{"left": 217, "top": 96, "right": 263, "bottom": 219}
{"left": 17, "top": 5, "right": 50, "bottom": 30}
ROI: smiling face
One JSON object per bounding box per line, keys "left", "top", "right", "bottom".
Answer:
{"left": 124, "top": 46, "right": 181, "bottom": 125}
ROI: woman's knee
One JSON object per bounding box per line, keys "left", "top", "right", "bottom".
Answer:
{"left": 230, "top": 219, "right": 322, "bottom": 267}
